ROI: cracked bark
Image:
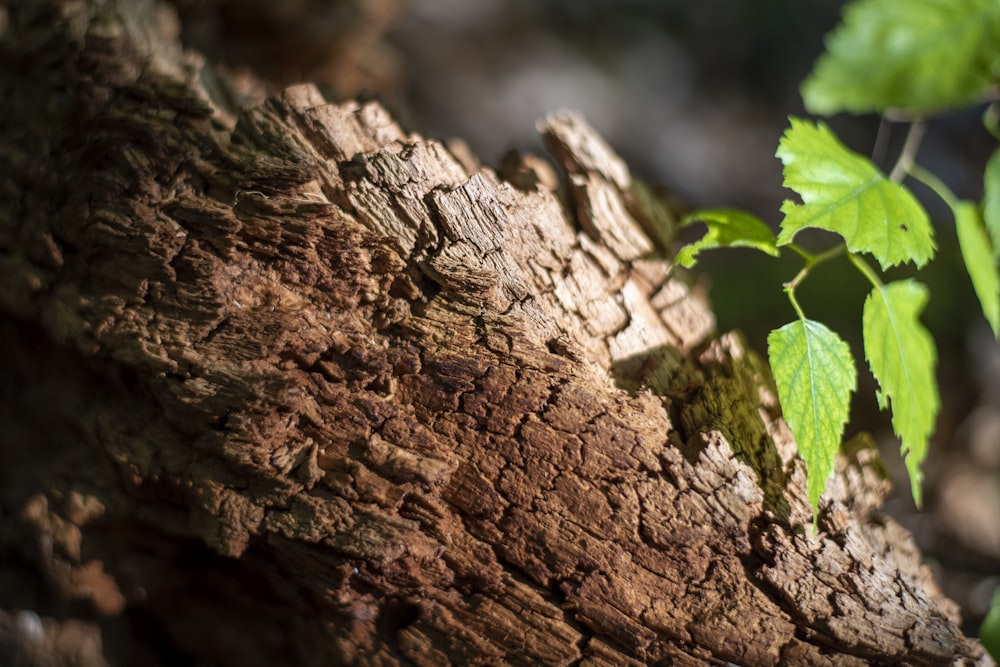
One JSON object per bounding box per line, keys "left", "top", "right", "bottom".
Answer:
{"left": 0, "top": 1, "right": 988, "bottom": 665}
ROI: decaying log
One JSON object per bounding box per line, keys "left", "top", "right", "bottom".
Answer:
{"left": 0, "top": 1, "right": 988, "bottom": 665}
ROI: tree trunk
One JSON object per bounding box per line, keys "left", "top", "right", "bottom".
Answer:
{"left": 0, "top": 1, "right": 987, "bottom": 665}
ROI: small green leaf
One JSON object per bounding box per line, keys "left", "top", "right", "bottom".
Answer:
{"left": 802, "top": 0, "right": 1000, "bottom": 115}
{"left": 862, "top": 280, "right": 939, "bottom": 506}
{"left": 675, "top": 209, "right": 779, "bottom": 268}
{"left": 982, "top": 588, "right": 1000, "bottom": 661}
{"left": 776, "top": 118, "right": 934, "bottom": 269}
{"left": 768, "top": 319, "right": 857, "bottom": 514}
{"left": 954, "top": 201, "right": 1000, "bottom": 336}
{"left": 983, "top": 149, "right": 1000, "bottom": 258}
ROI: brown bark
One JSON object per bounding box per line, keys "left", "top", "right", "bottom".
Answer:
{"left": 0, "top": 1, "right": 987, "bottom": 665}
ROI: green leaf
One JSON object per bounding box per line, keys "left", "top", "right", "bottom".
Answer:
{"left": 675, "top": 209, "right": 779, "bottom": 268}
{"left": 983, "top": 148, "right": 1000, "bottom": 258}
{"left": 776, "top": 118, "right": 935, "bottom": 269}
{"left": 768, "top": 319, "right": 857, "bottom": 514}
{"left": 802, "top": 0, "right": 1000, "bottom": 115}
{"left": 954, "top": 201, "right": 1000, "bottom": 336}
{"left": 982, "top": 588, "right": 1000, "bottom": 661}
{"left": 862, "top": 280, "right": 939, "bottom": 506}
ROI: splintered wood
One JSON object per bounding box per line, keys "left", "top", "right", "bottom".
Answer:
{"left": 0, "top": 2, "right": 986, "bottom": 664}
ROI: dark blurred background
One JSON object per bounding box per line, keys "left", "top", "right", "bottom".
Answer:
{"left": 173, "top": 0, "right": 1000, "bottom": 634}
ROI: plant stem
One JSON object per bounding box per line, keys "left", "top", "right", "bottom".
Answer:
{"left": 847, "top": 252, "right": 883, "bottom": 290}
{"left": 783, "top": 244, "right": 847, "bottom": 320}
{"left": 889, "top": 120, "right": 959, "bottom": 209}
{"left": 786, "top": 244, "right": 845, "bottom": 290}
{"left": 889, "top": 120, "right": 926, "bottom": 183}
{"left": 907, "top": 162, "right": 959, "bottom": 209}
{"left": 787, "top": 243, "right": 814, "bottom": 262}
{"left": 785, "top": 284, "right": 807, "bottom": 321}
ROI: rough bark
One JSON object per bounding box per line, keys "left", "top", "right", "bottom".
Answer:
{"left": 0, "top": 1, "right": 987, "bottom": 665}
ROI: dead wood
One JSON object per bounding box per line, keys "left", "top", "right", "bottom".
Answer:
{"left": 0, "top": 1, "right": 988, "bottom": 665}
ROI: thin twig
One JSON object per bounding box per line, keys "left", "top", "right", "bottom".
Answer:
{"left": 889, "top": 120, "right": 926, "bottom": 183}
